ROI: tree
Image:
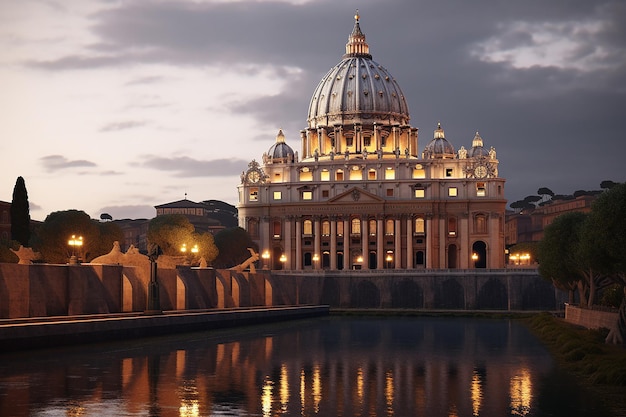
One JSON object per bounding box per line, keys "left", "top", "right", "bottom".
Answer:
{"left": 537, "top": 187, "right": 554, "bottom": 197}
{"left": 213, "top": 227, "right": 257, "bottom": 269}
{"left": 581, "top": 183, "right": 626, "bottom": 343}
{"left": 600, "top": 180, "right": 618, "bottom": 190}
{"left": 147, "top": 214, "right": 218, "bottom": 265}
{"left": 90, "top": 221, "right": 124, "bottom": 258}
{"left": 100, "top": 213, "right": 113, "bottom": 222}
{"left": 10, "top": 176, "right": 31, "bottom": 246}
{"left": 31, "top": 210, "right": 108, "bottom": 263}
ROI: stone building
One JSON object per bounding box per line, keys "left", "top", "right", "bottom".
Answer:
{"left": 237, "top": 13, "right": 506, "bottom": 270}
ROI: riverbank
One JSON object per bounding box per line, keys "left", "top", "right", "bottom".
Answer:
{"left": 524, "top": 313, "right": 626, "bottom": 417}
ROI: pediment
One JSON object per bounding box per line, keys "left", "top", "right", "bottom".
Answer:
{"left": 328, "top": 187, "right": 386, "bottom": 204}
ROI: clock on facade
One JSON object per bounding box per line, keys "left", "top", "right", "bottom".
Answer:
{"left": 474, "top": 164, "right": 488, "bottom": 179}
{"left": 246, "top": 168, "right": 262, "bottom": 184}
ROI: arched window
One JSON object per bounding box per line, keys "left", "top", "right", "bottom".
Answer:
{"left": 385, "top": 219, "right": 394, "bottom": 235}
{"left": 351, "top": 218, "right": 361, "bottom": 235}
{"left": 369, "top": 219, "right": 377, "bottom": 236}
{"left": 448, "top": 217, "right": 457, "bottom": 237}
{"left": 415, "top": 217, "right": 425, "bottom": 234}
{"left": 322, "top": 220, "right": 331, "bottom": 236}
{"left": 303, "top": 219, "right": 313, "bottom": 235}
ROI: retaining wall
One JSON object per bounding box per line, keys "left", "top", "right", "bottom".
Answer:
{"left": 564, "top": 303, "right": 618, "bottom": 330}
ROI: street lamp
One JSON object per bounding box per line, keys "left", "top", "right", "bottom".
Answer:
{"left": 312, "top": 253, "right": 319, "bottom": 270}
{"left": 386, "top": 253, "right": 393, "bottom": 269}
{"left": 68, "top": 235, "right": 83, "bottom": 265}
{"left": 180, "top": 243, "right": 198, "bottom": 266}
{"left": 471, "top": 252, "right": 478, "bottom": 268}
{"left": 279, "top": 253, "right": 287, "bottom": 269}
{"left": 262, "top": 250, "right": 270, "bottom": 269}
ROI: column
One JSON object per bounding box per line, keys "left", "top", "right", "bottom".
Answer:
{"left": 262, "top": 216, "right": 270, "bottom": 257}
{"left": 361, "top": 217, "right": 368, "bottom": 270}
{"left": 426, "top": 215, "right": 433, "bottom": 269}
{"left": 343, "top": 217, "right": 350, "bottom": 270}
{"left": 330, "top": 216, "right": 337, "bottom": 270}
{"left": 377, "top": 217, "right": 384, "bottom": 269}
{"left": 295, "top": 217, "right": 302, "bottom": 270}
{"left": 314, "top": 216, "right": 321, "bottom": 270}
{"left": 406, "top": 215, "right": 413, "bottom": 268}
{"left": 395, "top": 218, "right": 402, "bottom": 269}
{"left": 284, "top": 216, "right": 292, "bottom": 270}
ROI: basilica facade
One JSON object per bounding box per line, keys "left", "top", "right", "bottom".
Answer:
{"left": 237, "top": 13, "right": 506, "bottom": 271}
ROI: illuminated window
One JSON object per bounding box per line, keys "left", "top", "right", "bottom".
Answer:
{"left": 322, "top": 221, "right": 330, "bottom": 236}
{"left": 273, "top": 191, "right": 282, "bottom": 200}
{"left": 351, "top": 218, "right": 361, "bottom": 235}
{"left": 349, "top": 167, "right": 362, "bottom": 180}
{"left": 368, "top": 170, "right": 376, "bottom": 180}
{"left": 448, "top": 187, "right": 458, "bottom": 197}
{"left": 300, "top": 170, "right": 313, "bottom": 181}
{"left": 415, "top": 217, "right": 425, "bottom": 234}
{"left": 249, "top": 188, "right": 259, "bottom": 201}
{"left": 415, "top": 189, "right": 425, "bottom": 198}
{"left": 412, "top": 167, "right": 425, "bottom": 178}
{"left": 321, "top": 169, "right": 330, "bottom": 181}
{"left": 385, "top": 219, "right": 394, "bottom": 235}
{"left": 303, "top": 220, "right": 313, "bottom": 235}
{"left": 369, "top": 219, "right": 377, "bottom": 236}
{"left": 385, "top": 167, "right": 395, "bottom": 179}
{"left": 302, "top": 191, "right": 313, "bottom": 200}
{"left": 336, "top": 170, "right": 344, "bottom": 181}
{"left": 337, "top": 222, "right": 344, "bottom": 236}
{"left": 477, "top": 182, "right": 486, "bottom": 197}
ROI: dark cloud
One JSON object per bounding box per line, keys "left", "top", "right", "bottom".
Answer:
{"left": 141, "top": 155, "right": 248, "bottom": 177}
{"left": 31, "top": 0, "right": 626, "bottom": 204}
{"left": 40, "top": 155, "right": 97, "bottom": 172}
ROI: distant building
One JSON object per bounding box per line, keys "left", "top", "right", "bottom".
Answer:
{"left": 0, "top": 201, "right": 10, "bottom": 242}
{"left": 237, "top": 14, "right": 507, "bottom": 270}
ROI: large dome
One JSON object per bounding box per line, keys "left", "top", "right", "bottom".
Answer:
{"left": 307, "top": 13, "right": 410, "bottom": 129}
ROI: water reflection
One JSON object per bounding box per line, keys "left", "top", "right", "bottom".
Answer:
{"left": 0, "top": 317, "right": 609, "bottom": 416}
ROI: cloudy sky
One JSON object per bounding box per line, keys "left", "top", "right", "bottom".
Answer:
{"left": 2, "top": 0, "right": 625, "bottom": 221}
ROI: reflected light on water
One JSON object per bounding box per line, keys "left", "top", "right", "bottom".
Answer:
{"left": 510, "top": 368, "right": 533, "bottom": 416}
{"left": 300, "top": 368, "right": 306, "bottom": 414}
{"left": 471, "top": 369, "right": 483, "bottom": 417}
{"left": 262, "top": 376, "right": 273, "bottom": 417}
{"left": 313, "top": 364, "right": 322, "bottom": 413}
{"left": 280, "top": 364, "right": 289, "bottom": 413}
{"left": 385, "top": 369, "right": 394, "bottom": 416}
{"left": 356, "top": 366, "right": 364, "bottom": 406}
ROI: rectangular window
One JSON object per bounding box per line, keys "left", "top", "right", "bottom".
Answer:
{"left": 385, "top": 168, "right": 395, "bottom": 179}
{"left": 448, "top": 187, "right": 458, "bottom": 197}
{"left": 299, "top": 171, "right": 313, "bottom": 181}
{"left": 414, "top": 189, "right": 425, "bottom": 198}
{"left": 336, "top": 171, "right": 344, "bottom": 181}
{"left": 349, "top": 168, "right": 362, "bottom": 180}
{"left": 386, "top": 188, "right": 394, "bottom": 197}
{"left": 476, "top": 182, "right": 486, "bottom": 197}
{"left": 322, "top": 190, "right": 329, "bottom": 198}
{"left": 250, "top": 188, "right": 259, "bottom": 201}
{"left": 368, "top": 170, "right": 376, "bottom": 180}
{"left": 412, "top": 168, "right": 425, "bottom": 178}
{"left": 346, "top": 137, "right": 353, "bottom": 147}
{"left": 446, "top": 168, "right": 453, "bottom": 177}
{"left": 302, "top": 191, "right": 313, "bottom": 200}
{"left": 273, "top": 191, "right": 282, "bottom": 200}
{"left": 321, "top": 170, "right": 330, "bottom": 181}
{"left": 337, "top": 222, "right": 344, "bottom": 236}
{"left": 363, "top": 136, "right": 371, "bottom": 146}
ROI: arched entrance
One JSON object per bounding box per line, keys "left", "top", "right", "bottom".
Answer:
{"left": 369, "top": 251, "right": 377, "bottom": 269}
{"left": 472, "top": 241, "right": 487, "bottom": 269}
{"left": 448, "top": 244, "right": 458, "bottom": 269}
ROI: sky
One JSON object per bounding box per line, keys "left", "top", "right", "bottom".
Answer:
{"left": 2, "top": 0, "right": 625, "bottom": 221}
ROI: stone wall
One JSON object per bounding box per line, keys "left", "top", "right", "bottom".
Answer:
{"left": 0, "top": 263, "right": 563, "bottom": 318}
{"left": 564, "top": 303, "right": 618, "bottom": 330}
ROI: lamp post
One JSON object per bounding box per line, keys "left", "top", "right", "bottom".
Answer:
{"left": 386, "top": 253, "right": 393, "bottom": 269}
{"left": 68, "top": 235, "right": 83, "bottom": 265}
{"left": 355, "top": 255, "right": 363, "bottom": 270}
{"left": 180, "top": 243, "right": 198, "bottom": 266}
{"left": 312, "top": 253, "right": 319, "bottom": 270}
{"left": 262, "top": 250, "right": 270, "bottom": 270}
{"left": 279, "top": 253, "right": 287, "bottom": 270}
{"left": 471, "top": 252, "right": 478, "bottom": 268}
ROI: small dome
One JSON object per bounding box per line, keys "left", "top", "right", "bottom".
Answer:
{"left": 423, "top": 123, "right": 455, "bottom": 159}
{"left": 468, "top": 131, "right": 489, "bottom": 158}
{"left": 266, "top": 129, "right": 294, "bottom": 163}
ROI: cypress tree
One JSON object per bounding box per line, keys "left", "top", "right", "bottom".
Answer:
{"left": 10, "top": 176, "right": 31, "bottom": 246}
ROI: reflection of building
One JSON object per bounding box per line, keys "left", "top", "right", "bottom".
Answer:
{"left": 238, "top": 13, "right": 506, "bottom": 270}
